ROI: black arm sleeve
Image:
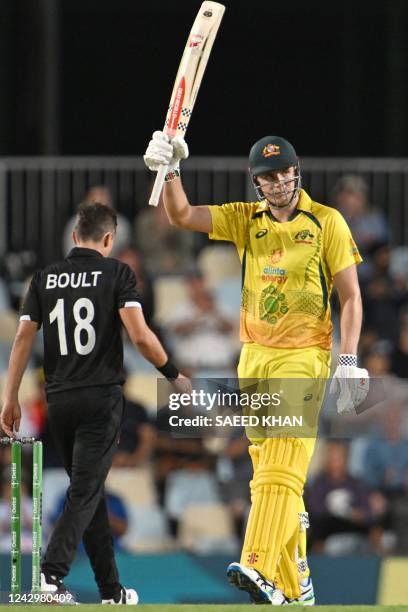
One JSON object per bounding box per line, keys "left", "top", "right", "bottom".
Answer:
{"left": 116, "top": 263, "right": 143, "bottom": 310}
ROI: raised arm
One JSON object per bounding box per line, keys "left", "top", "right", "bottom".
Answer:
{"left": 163, "top": 178, "right": 212, "bottom": 232}
{"left": 144, "top": 131, "right": 212, "bottom": 233}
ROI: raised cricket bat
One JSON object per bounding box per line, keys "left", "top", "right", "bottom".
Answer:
{"left": 148, "top": 1, "right": 225, "bottom": 207}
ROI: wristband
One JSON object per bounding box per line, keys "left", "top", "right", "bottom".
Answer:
{"left": 164, "top": 169, "right": 181, "bottom": 182}
{"left": 338, "top": 354, "right": 358, "bottom": 367}
{"left": 157, "top": 360, "right": 179, "bottom": 379}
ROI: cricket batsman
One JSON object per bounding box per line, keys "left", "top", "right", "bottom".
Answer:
{"left": 144, "top": 132, "right": 369, "bottom": 604}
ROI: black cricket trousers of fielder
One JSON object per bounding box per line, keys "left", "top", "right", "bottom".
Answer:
{"left": 42, "top": 385, "right": 124, "bottom": 599}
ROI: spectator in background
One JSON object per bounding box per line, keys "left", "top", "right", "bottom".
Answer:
{"left": 331, "top": 174, "right": 388, "bottom": 253}
{"left": 0, "top": 251, "right": 38, "bottom": 311}
{"left": 63, "top": 186, "right": 131, "bottom": 257}
{"left": 362, "top": 345, "right": 392, "bottom": 377}
{"left": 363, "top": 402, "right": 408, "bottom": 496}
{"left": 113, "top": 400, "right": 156, "bottom": 468}
{"left": 391, "top": 318, "right": 408, "bottom": 378}
{"left": 0, "top": 276, "right": 10, "bottom": 312}
{"left": 51, "top": 490, "right": 129, "bottom": 551}
{"left": 305, "top": 441, "right": 386, "bottom": 554}
{"left": 164, "top": 271, "right": 238, "bottom": 373}
{"left": 360, "top": 241, "right": 408, "bottom": 345}
{"left": 134, "top": 197, "right": 195, "bottom": 277}
{"left": 218, "top": 433, "right": 251, "bottom": 538}
{"left": 362, "top": 402, "right": 408, "bottom": 553}
{"left": 155, "top": 403, "right": 215, "bottom": 533}
{"left": 115, "top": 248, "right": 160, "bottom": 374}
{"left": 0, "top": 273, "right": 17, "bottom": 373}
{"left": 116, "top": 248, "right": 155, "bottom": 326}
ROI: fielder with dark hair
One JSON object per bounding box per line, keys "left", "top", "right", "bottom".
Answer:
{"left": 1, "top": 202, "right": 191, "bottom": 604}
{"left": 75, "top": 201, "right": 117, "bottom": 243}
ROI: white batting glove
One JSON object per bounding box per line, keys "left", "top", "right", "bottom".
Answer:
{"left": 329, "top": 354, "right": 369, "bottom": 414}
{"left": 143, "top": 131, "right": 189, "bottom": 173}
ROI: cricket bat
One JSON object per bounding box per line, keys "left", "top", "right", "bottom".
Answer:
{"left": 148, "top": 1, "right": 226, "bottom": 207}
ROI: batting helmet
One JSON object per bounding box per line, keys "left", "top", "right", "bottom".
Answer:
{"left": 249, "top": 135, "right": 301, "bottom": 205}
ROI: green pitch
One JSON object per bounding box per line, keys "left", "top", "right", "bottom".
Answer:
{"left": 2, "top": 606, "right": 406, "bottom": 611}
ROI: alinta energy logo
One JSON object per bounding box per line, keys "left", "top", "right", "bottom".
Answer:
{"left": 262, "top": 144, "right": 281, "bottom": 158}
{"left": 294, "top": 229, "right": 314, "bottom": 244}
{"left": 256, "top": 229, "right": 268, "bottom": 239}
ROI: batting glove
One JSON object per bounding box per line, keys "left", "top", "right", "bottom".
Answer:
{"left": 143, "top": 131, "right": 189, "bottom": 173}
{"left": 329, "top": 354, "right": 369, "bottom": 414}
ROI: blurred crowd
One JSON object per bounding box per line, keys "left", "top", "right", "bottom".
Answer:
{"left": 1, "top": 176, "right": 408, "bottom": 558}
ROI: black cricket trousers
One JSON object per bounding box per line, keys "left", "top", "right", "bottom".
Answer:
{"left": 42, "top": 385, "right": 124, "bottom": 600}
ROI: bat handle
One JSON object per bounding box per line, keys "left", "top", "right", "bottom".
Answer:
{"left": 149, "top": 164, "right": 169, "bottom": 207}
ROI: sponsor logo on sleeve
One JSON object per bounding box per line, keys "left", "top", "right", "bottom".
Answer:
{"left": 349, "top": 237, "right": 359, "bottom": 256}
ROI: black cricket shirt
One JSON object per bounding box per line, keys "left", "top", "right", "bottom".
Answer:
{"left": 20, "top": 247, "right": 142, "bottom": 393}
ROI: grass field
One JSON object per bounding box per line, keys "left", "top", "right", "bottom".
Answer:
{"left": 2, "top": 606, "right": 407, "bottom": 611}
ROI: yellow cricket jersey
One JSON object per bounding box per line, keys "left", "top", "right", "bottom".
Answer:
{"left": 209, "top": 189, "right": 362, "bottom": 350}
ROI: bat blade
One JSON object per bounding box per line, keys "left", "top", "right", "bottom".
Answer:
{"left": 149, "top": 1, "right": 225, "bottom": 207}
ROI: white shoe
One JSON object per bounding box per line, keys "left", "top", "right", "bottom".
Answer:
{"left": 272, "top": 577, "right": 315, "bottom": 606}
{"left": 102, "top": 587, "right": 139, "bottom": 605}
{"left": 40, "top": 572, "right": 77, "bottom": 605}
{"left": 289, "top": 577, "right": 315, "bottom": 606}
{"left": 227, "top": 562, "right": 275, "bottom": 603}
{"left": 262, "top": 577, "right": 315, "bottom": 606}
{"left": 271, "top": 588, "right": 287, "bottom": 605}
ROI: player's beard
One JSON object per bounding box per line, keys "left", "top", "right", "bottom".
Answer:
{"left": 265, "top": 180, "right": 298, "bottom": 209}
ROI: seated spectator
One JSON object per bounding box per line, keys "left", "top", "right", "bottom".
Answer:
{"left": 363, "top": 402, "right": 408, "bottom": 496}
{"left": 217, "top": 432, "right": 251, "bottom": 539}
{"left": 0, "top": 320, "right": 13, "bottom": 373}
{"left": 362, "top": 402, "right": 408, "bottom": 553}
{"left": 390, "top": 246, "right": 408, "bottom": 291}
{"left": 134, "top": 199, "right": 195, "bottom": 276}
{"left": 164, "top": 272, "right": 238, "bottom": 373}
{"left": 0, "top": 276, "right": 10, "bottom": 312}
{"left": 391, "top": 320, "right": 408, "bottom": 378}
{"left": 116, "top": 248, "right": 155, "bottom": 326}
{"left": 113, "top": 400, "right": 156, "bottom": 468}
{"left": 63, "top": 185, "right": 131, "bottom": 256}
{"left": 50, "top": 490, "right": 128, "bottom": 551}
{"left": 331, "top": 174, "right": 387, "bottom": 253}
{"left": 358, "top": 326, "right": 379, "bottom": 354}
{"left": 305, "top": 441, "right": 385, "bottom": 554}
{"left": 1, "top": 250, "right": 37, "bottom": 310}
{"left": 18, "top": 371, "right": 47, "bottom": 441}
{"left": 360, "top": 242, "right": 408, "bottom": 344}
{"left": 155, "top": 404, "right": 215, "bottom": 534}
{"left": 362, "top": 345, "right": 392, "bottom": 377}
